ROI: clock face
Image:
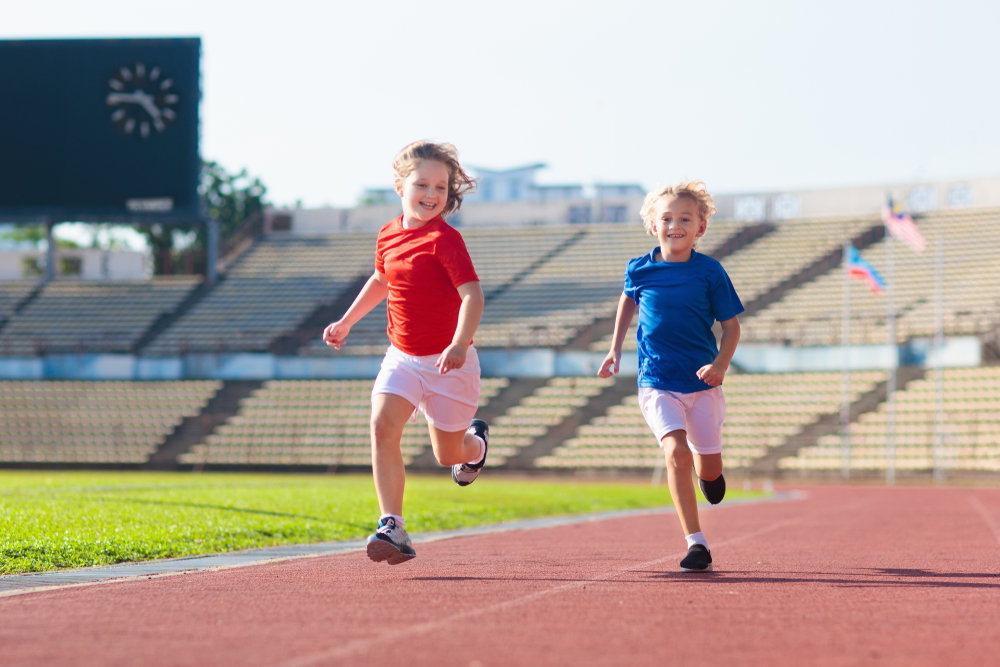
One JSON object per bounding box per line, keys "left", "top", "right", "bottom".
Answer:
{"left": 106, "top": 62, "right": 179, "bottom": 138}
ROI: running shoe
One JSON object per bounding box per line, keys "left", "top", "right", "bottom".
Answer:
{"left": 699, "top": 473, "right": 726, "bottom": 505}
{"left": 366, "top": 517, "right": 416, "bottom": 565}
{"left": 452, "top": 419, "right": 489, "bottom": 487}
{"left": 679, "top": 544, "right": 713, "bottom": 572}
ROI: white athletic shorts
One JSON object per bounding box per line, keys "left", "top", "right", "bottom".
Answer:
{"left": 371, "top": 344, "right": 481, "bottom": 432}
{"left": 637, "top": 386, "right": 726, "bottom": 455}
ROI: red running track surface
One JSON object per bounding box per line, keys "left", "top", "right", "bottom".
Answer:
{"left": 1, "top": 485, "right": 999, "bottom": 667}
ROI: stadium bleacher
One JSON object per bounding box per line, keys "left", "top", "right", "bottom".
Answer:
{"left": 744, "top": 208, "right": 1000, "bottom": 345}
{"left": 592, "top": 215, "right": 877, "bottom": 352}
{"left": 0, "top": 278, "right": 199, "bottom": 355}
{"left": 0, "top": 380, "right": 220, "bottom": 464}
{"left": 534, "top": 372, "right": 886, "bottom": 471}
{"left": 143, "top": 234, "right": 376, "bottom": 355}
{"left": 179, "top": 378, "right": 509, "bottom": 467}
{"left": 301, "top": 226, "right": 580, "bottom": 355}
{"left": 780, "top": 366, "right": 1000, "bottom": 473}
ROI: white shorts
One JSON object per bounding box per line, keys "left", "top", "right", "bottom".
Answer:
{"left": 371, "top": 344, "right": 481, "bottom": 432}
{"left": 637, "top": 386, "right": 726, "bottom": 455}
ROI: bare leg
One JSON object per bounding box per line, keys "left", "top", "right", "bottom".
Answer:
{"left": 370, "top": 393, "right": 416, "bottom": 516}
{"left": 693, "top": 452, "right": 723, "bottom": 482}
{"left": 428, "top": 425, "right": 482, "bottom": 466}
{"left": 662, "top": 430, "right": 700, "bottom": 535}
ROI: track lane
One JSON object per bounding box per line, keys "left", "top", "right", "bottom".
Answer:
{"left": 1, "top": 486, "right": 998, "bottom": 667}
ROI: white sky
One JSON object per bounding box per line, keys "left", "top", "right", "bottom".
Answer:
{"left": 5, "top": 0, "right": 1000, "bottom": 210}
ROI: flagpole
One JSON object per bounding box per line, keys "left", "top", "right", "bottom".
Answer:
{"left": 932, "top": 233, "right": 945, "bottom": 483}
{"left": 841, "top": 240, "right": 852, "bottom": 480}
{"left": 885, "top": 228, "right": 897, "bottom": 485}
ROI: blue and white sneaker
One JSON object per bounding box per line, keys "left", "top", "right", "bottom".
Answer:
{"left": 452, "top": 419, "right": 489, "bottom": 487}
{"left": 366, "top": 517, "right": 416, "bottom": 565}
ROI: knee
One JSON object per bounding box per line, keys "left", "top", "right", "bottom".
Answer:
{"left": 370, "top": 415, "right": 399, "bottom": 446}
{"left": 662, "top": 432, "right": 693, "bottom": 469}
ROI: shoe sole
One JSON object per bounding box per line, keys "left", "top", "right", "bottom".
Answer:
{"left": 680, "top": 563, "right": 713, "bottom": 572}
{"left": 451, "top": 466, "right": 480, "bottom": 487}
{"left": 366, "top": 538, "right": 416, "bottom": 565}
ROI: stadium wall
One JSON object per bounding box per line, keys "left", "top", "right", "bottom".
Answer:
{"left": 0, "top": 249, "right": 147, "bottom": 279}
{"left": 0, "top": 338, "right": 980, "bottom": 381}
{"left": 282, "top": 176, "right": 1000, "bottom": 233}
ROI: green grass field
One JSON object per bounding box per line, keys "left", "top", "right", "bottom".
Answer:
{"left": 0, "top": 471, "right": 764, "bottom": 575}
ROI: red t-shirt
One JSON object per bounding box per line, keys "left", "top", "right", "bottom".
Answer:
{"left": 375, "top": 215, "right": 480, "bottom": 356}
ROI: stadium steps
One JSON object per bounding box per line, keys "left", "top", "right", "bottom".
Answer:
{"left": 740, "top": 222, "right": 886, "bottom": 320}
{"left": 145, "top": 380, "right": 264, "bottom": 470}
{"left": 0, "top": 281, "right": 45, "bottom": 335}
{"left": 560, "top": 221, "right": 778, "bottom": 352}
{"left": 132, "top": 278, "right": 216, "bottom": 354}
{"left": 749, "top": 366, "right": 926, "bottom": 475}
{"left": 503, "top": 373, "right": 636, "bottom": 471}
{"left": 407, "top": 377, "right": 550, "bottom": 471}
{"left": 482, "top": 228, "right": 588, "bottom": 303}
{"left": 269, "top": 273, "right": 371, "bottom": 355}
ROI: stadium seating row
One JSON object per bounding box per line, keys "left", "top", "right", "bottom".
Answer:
{"left": 779, "top": 366, "right": 1000, "bottom": 472}
{"left": 2, "top": 368, "right": 998, "bottom": 474}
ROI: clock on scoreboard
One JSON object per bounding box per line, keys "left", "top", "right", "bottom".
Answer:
{"left": 0, "top": 38, "right": 201, "bottom": 222}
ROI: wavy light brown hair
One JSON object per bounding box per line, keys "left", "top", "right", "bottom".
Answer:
{"left": 639, "top": 180, "right": 718, "bottom": 237}
{"left": 392, "top": 141, "right": 477, "bottom": 217}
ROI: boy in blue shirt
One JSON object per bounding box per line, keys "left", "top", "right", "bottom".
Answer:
{"left": 599, "top": 180, "right": 743, "bottom": 572}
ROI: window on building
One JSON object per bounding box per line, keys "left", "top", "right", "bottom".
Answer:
{"left": 946, "top": 183, "right": 973, "bottom": 209}
{"left": 734, "top": 196, "right": 767, "bottom": 222}
{"left": 604, "top": 205, "right": 628, "bottom": 223}
{"left": 60, "top": 256, "right": 83, "bottom": 276}
{"left": 908, "top": 186, "right": 936, "bottom": 213}
{"left": 568, "top": 206, "right": 592, "bottom": 224}
{"left": 21, "top": 257, "right": 43, "bottom": 277}
{"left": 771, "top": 194, "right": 802, "bottom": 220}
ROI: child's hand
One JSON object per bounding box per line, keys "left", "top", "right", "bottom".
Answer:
{"left": 435, "top": 343, "right": 468, "bottom": 374}
{"left": 598, "top": 350, "right": 621, "bottom": 378}
{"left": 322, "top": 320, "right": 350, "bottom": 350}
{"left": 696, "top": 361, "right": 728, "bottom": 387}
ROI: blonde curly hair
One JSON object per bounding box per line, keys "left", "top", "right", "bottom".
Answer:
{"left": 639, "top": 180, "right": 717, "bottom": 237}
{"left": 392, "top": 141, "right": 477, "bottom": 217}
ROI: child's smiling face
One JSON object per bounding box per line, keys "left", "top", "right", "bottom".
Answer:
{"left": 650, "top": 194, "right": 707, "bottom": 262}
{"left": 396, "top": 159, "right": 450, "bottom": 226}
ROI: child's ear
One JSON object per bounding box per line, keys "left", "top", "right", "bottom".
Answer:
{"left": 696, "top": 219, "right": 708, "bottom": 237}
{"left": 394, "top": 178, "right": 404, "bottom": 197}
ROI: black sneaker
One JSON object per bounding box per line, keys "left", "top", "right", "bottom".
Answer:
{"left": 679, "top": 544, "right": 713, "bottom": 572}
{"left": 452, "top": 419, "right": 489, "bottom": 487}
{"left": 699, "top": 473, "right": 726, "bottom": 505}
{"left": 366, "top": 517, "right": 416, "bottom": 565}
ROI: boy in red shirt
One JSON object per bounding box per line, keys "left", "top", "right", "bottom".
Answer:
{"left": 323, "top": 141, "right": 488, "bottom": 565}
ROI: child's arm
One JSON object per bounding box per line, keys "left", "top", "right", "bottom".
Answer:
{"left": 435, "top": 281, "right": 485, "bottom": 374}
{"left": 598, "top": 292, "right": 638, "bottom": 377}
{"left": 696, "top": 315, "right": 741, "bottom": 386}
{"left": 322, "top": 271, "right": 389, "bottom": 350}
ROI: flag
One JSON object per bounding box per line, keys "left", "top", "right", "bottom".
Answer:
{"left": 846, "top": 245, "right": 886, "bottom": 294}
{"left": 882, "top": 197, "right": 926, "bottom": 252}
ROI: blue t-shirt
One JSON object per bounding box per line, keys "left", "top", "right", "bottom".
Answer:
{"left": 624, "top": 249, "right": 744, "bottom": 393}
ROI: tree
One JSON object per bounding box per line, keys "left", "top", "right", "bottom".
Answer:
{"left": 137, "top": 160, "right": 268, "bottom": 275}
{"left": 0, "top": 224, "right": 81, "bottom": 248}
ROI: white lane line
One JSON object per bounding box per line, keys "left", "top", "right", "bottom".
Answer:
{"left": 274, "top": 490, "right": 843, "bottom": 667}
{"left": 0, "top": 493, "right": 800, "bottom": 598}
{"left": 967, "top": 491, "right": 1000, "bottom": 546}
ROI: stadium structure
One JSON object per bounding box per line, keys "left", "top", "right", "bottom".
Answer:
{"left": 2, "top": 173, "right": 999, "bottom": 481}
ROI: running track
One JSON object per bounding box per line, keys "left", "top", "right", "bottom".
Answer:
{"left": 2, "top": 485, "right": 999, "bottom": 666}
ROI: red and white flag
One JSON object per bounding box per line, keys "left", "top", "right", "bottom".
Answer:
{"left": 882, "top": 198, "right": 925, "bottom": 252}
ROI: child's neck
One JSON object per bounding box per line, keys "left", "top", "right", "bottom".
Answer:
{"left": 656, "top": 246, "right": 694, "bottom": 263}
{"left": 401, "top": 214, "right": 435, "bottom": 230}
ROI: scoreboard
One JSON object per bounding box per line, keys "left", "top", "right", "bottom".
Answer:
{"left": 0, "top": 38, "right": 201, "bottom": 222}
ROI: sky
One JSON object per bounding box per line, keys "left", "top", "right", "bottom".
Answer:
{"left": 4, "top": 0, "right": 1000, "bottom": 212}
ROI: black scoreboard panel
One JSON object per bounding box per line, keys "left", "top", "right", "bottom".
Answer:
{"left": 0, "top": 38, "right": 200, "bottom": 221}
